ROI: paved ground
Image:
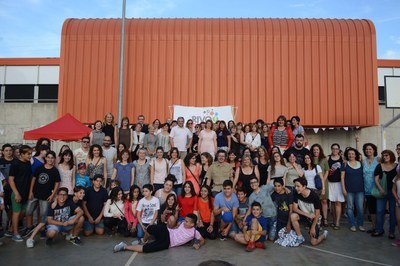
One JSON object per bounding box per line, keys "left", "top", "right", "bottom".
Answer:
{"left": 0, "top": 219, "right": 398, "bottom": 266}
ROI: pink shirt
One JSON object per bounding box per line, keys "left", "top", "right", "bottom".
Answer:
{"left": 168, "top": 223, "right": 202, "bottom": 247}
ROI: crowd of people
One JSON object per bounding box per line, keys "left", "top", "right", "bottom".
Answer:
{"left": 0, "top": 113, "right": 399, "bottom": 255}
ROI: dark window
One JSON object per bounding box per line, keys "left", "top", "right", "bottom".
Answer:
{"left": 38, "top": 85, "right": 58, "bottom": 103}
{"left": 4, "top": 85, "right": 34, "bottom": 103}
{"left": 378, "top": 86, "right": 385, "bottom": 104}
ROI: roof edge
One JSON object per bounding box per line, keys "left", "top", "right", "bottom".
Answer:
{"left": 0, "top": 58, "right": 60, "bottom": 66}
{"left": 378, "top": 59, "right": 400, "bottom": 68}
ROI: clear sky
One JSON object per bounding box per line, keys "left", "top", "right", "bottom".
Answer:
{"left": 1, "top": 0, "right": 399, "bottom": 58}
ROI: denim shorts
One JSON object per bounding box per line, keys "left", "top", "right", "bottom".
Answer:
{"left": 83, "top": 218, "right": 105, "bottom": 231}
{"left": 47, "top": 215, "right": 76, "bottom": 232}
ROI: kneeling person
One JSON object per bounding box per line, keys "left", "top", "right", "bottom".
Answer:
{"left": 46, "top": 187, "right": 84, "bottom": 245}
{"left": 114, "top": 213, "right": 205, "bottom": 253}
{"left": 233, "top": 202, "right": 267, "bottom": 251}
{"left": 291, "top": 178, "right": 328, "bottom": 246}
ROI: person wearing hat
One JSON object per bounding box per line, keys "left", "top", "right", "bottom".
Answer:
{"left": 213, "top": 180, "right": 239, "bottom": 240}
{"left": 75, "top": 163, "right": 91, "bottom": 188}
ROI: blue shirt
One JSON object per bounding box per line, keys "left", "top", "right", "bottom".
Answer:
{"left": 75, "top": 173, "right": 91, "bottom": 188}
{"left": 245, "top": 214, "right": 267, "bottom": 242}
{"left": 341, "top": 162, "right": 364, "bottom": 193}
{"left": 214, "top": 192, "right": 239, "bottom": 211}
{"left": 363, "top": 157, "right": 379, "bottom": 195}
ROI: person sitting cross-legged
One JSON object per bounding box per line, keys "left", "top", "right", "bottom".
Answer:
{"left": 233, "top": 201, "right": 267, "bottom": 251}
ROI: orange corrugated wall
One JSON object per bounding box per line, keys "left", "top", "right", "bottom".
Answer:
{"left": 58, "top": 18, "right": 378, "bottom": 126}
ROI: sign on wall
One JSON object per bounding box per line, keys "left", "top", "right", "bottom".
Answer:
{"left": 173, "top": 105, "right": 235, "bottom": 124}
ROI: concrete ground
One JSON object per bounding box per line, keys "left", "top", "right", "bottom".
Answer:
{"left": 0, "top": 219, "right": 398, "bottom": 266}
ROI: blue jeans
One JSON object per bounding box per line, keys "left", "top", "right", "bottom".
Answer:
{"left": 137, "top": 223, "right": 148, "bottom": 239}
{"left": 376, "top": 191, "right": 396, "bottom": 234}
{"left": 346, "top": 192, "right": 364, "bottom": 227}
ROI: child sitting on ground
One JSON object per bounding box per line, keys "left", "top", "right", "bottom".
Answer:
{"left": 233, "top": 201, "right": 267, "bottom": 251}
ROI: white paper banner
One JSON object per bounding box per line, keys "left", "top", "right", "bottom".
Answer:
{"left": 173, "top": 105, "right": 234, "bottom": 124}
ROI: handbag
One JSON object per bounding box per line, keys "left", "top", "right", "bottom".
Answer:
{"left": 314, "top": 167, "right": 323, "bottom": 190}
{"left": 371, "top": 171, "right": 387, "bottom": 199}
{"left": 114, "top": 202, "right": 130, "bottom": 236}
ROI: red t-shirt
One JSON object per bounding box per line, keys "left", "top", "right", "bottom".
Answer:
{"left": 178, "top": 195, "right": 198, "bottom": 217}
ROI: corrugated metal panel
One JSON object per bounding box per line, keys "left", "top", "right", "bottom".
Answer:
{"left": 58, "top": 18, "right": 378, "bottom": 126}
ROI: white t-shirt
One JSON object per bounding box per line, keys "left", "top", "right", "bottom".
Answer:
{"left": 169, "top": 126, "right": 192, "bottom": 151}
{"left": 136, "top": 196, "right": 160, "bottom": 224}
{"left": 303, "top": 165, "right": 322, "bottom": 189}
{"left": 103, "top": 146, "right": 117, "bottom": 178}
{"left": 73, "top": 148, "right": 88, "bottom": 166}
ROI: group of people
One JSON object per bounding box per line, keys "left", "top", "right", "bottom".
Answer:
{"left": 0, "top": 113, "right": 400, "bottom": 255}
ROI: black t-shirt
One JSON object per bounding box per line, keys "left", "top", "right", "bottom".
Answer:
{"left": 327, "top": 156, "right": 343, "bottom": 182}
{"left": 374, "top": 163, "right": 397, "bottom": 191}
{"left": 83, "top": 186, "right": 108, "bottom": 218}
{"left": 9, "top": 159, "right": 32, "bottom": 202}
{"left": 33, "top": 165, "right": 61, "bottom": 200}
{"left": 293, "top": 189, "right": 321, "bottom": 215}
{"left": 283, "top": 147, "right": 309, "bottom": 165}
{"left": 47, "top": 199, "right": 78, "bottom": 222}
{"left": 0, "top": 157, "right": 17, "bottom": 180}
{"left": 0, "top": 157, "right": 17, "bottom": 191}
{"left": 272, "top": 191, "right": 293, "bottom": 225}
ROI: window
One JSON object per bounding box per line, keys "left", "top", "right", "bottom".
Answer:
{"left": 4, "top": 85, "right": 34, "bottom": 103}
{"left": 378, "top": 86, "right": 385, "bottom": 105}
{"left": 38, "top": 85, "right": 58, "bottom": 103}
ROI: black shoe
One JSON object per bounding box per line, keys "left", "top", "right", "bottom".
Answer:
{"left": 366, "top": 229, "right": 375, "bottom": 234}
{"left": 46, "top": 238, "right": 53, "bottom": 246}
{"left": 70, "top": 236, "right": 82, "bottom": 246}
{"left": 371, "top": 231, "right": 384, "bottom": 237}
{"left": 388, "top": 234, "right": 395, "bottom": 239}
{"left": 22, "top": 227, "right": 35, "bottom": 238}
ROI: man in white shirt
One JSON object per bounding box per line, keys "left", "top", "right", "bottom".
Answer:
{"left": 169, "top": 117, "right": 192, "bottom": 159}
{"left": 73, "top": 136, "right": 90, "bottom": 166}
{"left": 102, "top": 136, "right": 117, "bottom": 187}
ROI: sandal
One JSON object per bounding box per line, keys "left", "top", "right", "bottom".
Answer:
{"left": 323, "top": 219, "right": 329, "bottom": 227}
{"left": 333, "top": 225, "right": 340, "bottom": 230}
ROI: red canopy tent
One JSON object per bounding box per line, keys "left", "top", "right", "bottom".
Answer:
{"left": 24, "top": 113, "right": 92, "bottom": 141}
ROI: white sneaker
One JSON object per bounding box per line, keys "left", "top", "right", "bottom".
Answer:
{"left": 65, "top": 234, "right": 72, "bottom": 241}
{"left": 293, "top": 236, "right": 305, "bottom": 247}
{"left": 350, "top": 226, "right": 356, "bottom": 232}
{"left": 113, "top": 242, "right": 127, "bottom": 253}
{"left": 26, "top": 239, "right": 35, "bottom": 248}
{"left": 358, "top": 226, "right": 365, "bottom": 232}
{"left": 323, "top": 230, "right": 329, "bottom": 239}
{"left": 130, "top": 239, "right": 139, "bottom": 245}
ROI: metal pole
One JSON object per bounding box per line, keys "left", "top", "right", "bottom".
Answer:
{"left": 118, "top": 0, "right": 126, "bottom": 127}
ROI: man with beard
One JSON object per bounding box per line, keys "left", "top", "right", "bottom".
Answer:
{"left": 283, "top": 134, "right": 309, "bottom": 165}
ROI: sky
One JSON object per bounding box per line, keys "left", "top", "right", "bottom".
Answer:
{"left": 0, "top": 0, "right": 400, "bottom": 59}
